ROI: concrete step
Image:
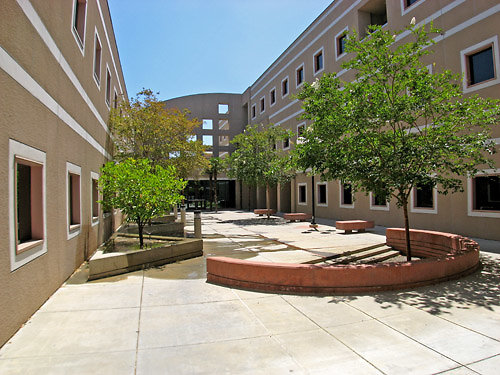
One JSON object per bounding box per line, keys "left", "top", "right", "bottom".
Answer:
{"left": 302, "top": 243, "right": 386, "bottom": 265}
{"left": 331, "top": 245, "right": 394, "bottom": 265}
{"left": 359, "top": 249, "right": 401, "bottom": 264}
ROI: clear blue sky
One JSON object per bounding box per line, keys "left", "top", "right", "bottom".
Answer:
{"left": 108, "top": 0, "right": 333, "bottom": 101}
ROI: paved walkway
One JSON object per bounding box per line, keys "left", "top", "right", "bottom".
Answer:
{"left": 1, "top": 210, "right": 500, "bottom": 374}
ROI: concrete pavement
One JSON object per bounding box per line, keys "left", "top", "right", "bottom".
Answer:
{"left": 0, "top": 210, "right": 499, "bottom": 374}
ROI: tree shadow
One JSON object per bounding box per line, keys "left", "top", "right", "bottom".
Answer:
{"left": 218, "top": 217, "right": 288, "bottom": 226}
{"left": 328, "top": 254, "right": 500, "bottom": 316}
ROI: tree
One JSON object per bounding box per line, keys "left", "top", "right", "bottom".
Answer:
{"left": 227, "top": 124, "right": 295, "bottom": 218}
{"left": 110, "top": 89, "right": 209, "bottom": 179}
{"left": 205, "top": 157, "right": 224, "bottom": 212}
{"left": 295, "top": 23, "right": 500, "bottom": 260}
{"left": 99, "top": 158, "right": 186, "bottom": 249}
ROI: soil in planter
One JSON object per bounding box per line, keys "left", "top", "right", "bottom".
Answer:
{"left": 103, "top": 236, "right": 177, "bottom": 254}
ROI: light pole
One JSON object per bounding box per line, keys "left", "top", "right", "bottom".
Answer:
{"left": 310, "top": 175, "right": 318, "bottom": 229}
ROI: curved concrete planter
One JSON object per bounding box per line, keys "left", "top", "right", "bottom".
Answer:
{"left": 207, "top": 229, "right": 480, "bottom": 295}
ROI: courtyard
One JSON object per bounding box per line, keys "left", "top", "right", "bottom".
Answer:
{"left": 0, "top": 211, "right": 499, "bottom": 374}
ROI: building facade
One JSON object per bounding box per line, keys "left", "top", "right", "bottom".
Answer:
{"left": 166, "top": 0, "right": 500, "bottom": 241}
{"left": 0, "top": 0, "right": 127, "bottom": 346}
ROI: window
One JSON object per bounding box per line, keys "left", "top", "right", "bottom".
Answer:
{"left": 91, "top": 172, "right": 99, "bottom": 225}
{"left": 9, "top": 139, "right": 47, "bottom": 271}
{"left": 93, "top": 32, "right": 101, "bottom": 85}
{"left": 314, "top": 49, "right": 324, "bottom": 74}
{"left": 297, "top": 123, "right": 306, "bottom": 144}
{"left": 218, "top": 119, "right": 229, "bottom": 130}
{"left": 298, "top": 183, "right": 307, "bottom": 205}
{"left": 415, "top": 182, "right": 433, "bottom": 208}
{"left": 260, "top": 97, "right": 265, "bottom": 113}
{"left": 473, "top": 176, "right": 500, "bottom": 212}
{"left": 335, "top": 28, "right": 348, "bottom": 59}
{"left": 218, "top": 104, "right": 229, "bottom": 114}
{"left": 283, "top": 137, "right": 290, "bottom": 149}
{"left": 202, "top": 135, "right": 213, "bottom": 146}
{"left": 317, "top": 183, "right": 327, "bottom": 206}
{"left": 105, "top": 67, "right": 111, "bottom": 107}
{"left": 370, "top": 192, "right": 389, "bottom": 211}
{"left": 72, "top": 0, "right": 87, "bottom": 50}
{"left": 461, "top": 37, "right": 500, "bottom": 93}
{"left": 202, "top": 119, "right": 213, "bottom": 130}
{"left": 282, "top": 77, "right": 289, "bottom": 97}
{"left": 358, "top": 0, "right": 387, "bottom": 38}
{"left": 296, "top": 64, "right": 304, "bottom": 87}
{"left": 67, "top": 162, "right": 81, "bottom": 239}
{"left": 113, "top": 90, "right": 118, "bottom": 109}
{"left": 251, "top": 104, "right": 256, "bottom": 119}
{"left": 340, "top": 182, "right": 354, "bottom": 207}
{"left": 270, "top": 88, "right": 276, "bottom": 106}
{"left": 219, "top": 135, "right": 230, "bottom": 147}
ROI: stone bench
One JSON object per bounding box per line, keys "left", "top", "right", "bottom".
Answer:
{"left": 254, "top": 209, "right": 276, "bottom": 216}
{"left": 336, "top": 220, "right": 374, "bottom": 234}
{"left": 283, "top": 213, "right": 312, "bottom": 222}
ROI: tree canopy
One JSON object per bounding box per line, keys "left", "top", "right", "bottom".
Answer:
{"left": 295, "top": 23, "right": 500, "bottom": 259}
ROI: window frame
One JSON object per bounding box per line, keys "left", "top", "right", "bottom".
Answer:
{"left": 66, "top": 162, "right": 82, "bottom": 239}
{"left": 283, "top": 136, "right": 290, "bottom": 150}
{"left": 9, "top": 139, "right": 47, "bottom": 271}
{"left": 270, "top": 87, "right": 276, "bottom": 107}
{"left": 316, "top": 182, "right": 328, "bottom": 206}
{"left": 218, "top": 104, "right": 229, "bottom": 115}
{"left": 468, "top": 168, "right": 500, "bottom": 218}
{"left": 313, "top": 47, "right": 325, "bottom": 76}
{"left": 91, "top": 171, "right": 100, "bottom": 226}
{"left": 297, "top": 183, "right": 307, "bottom": 205}
{"left": 105, "top": 65, "right": 111, "bottom": 108}
{"left": 400, "top": 0, "right": 425, "bottom": 15}
{"left": 202, "top": 119, "right": 213, "bottom": 130}
{"left": 71, "top": 0, "right": 87, "bottom": 54}
{"left": 251, "top": 104, "right": 256, "bottom": 119}
{"left": 335, "top": 27, "right": 349, "bottom": 61}
{"left": 369, "top": 192, "right": 390, "bottom": 211}
{"left": 260, "top": 96, "right": 265, "bottom": 114}
{"left": 410, "top": 183, "right": 438, "bottom": 214}
{"left": 296, "top": 122, "right": 306, "bottom": 144}
{"left": 296, "top": 63, "right": 305, "bottom": 88}
{"left": 93, "top": 29, "right": 102, "bottom": 88}
{"left": 460, "top": 36, "right": 500, "bottom": 93}
{"left": 281, "top": 76, "right": 289, "bottom": 98}
{"left": 339, "top": 181, "right": 354, "bottom": 209}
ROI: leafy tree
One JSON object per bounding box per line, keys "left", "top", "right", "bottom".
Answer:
{"left": 205, "top": 157, "right": 224, "bottom": 212}
{"left": 227, "top": 124, "right": 295, "bottom": 218}
{"left": 99, "top": 158, "right": 186, "bottom": 249}
{"left": 110, "top": 89, "right": 209, "bottom": 179}
{"left": 295, "top": 23, "right": 500, "bottom": 260}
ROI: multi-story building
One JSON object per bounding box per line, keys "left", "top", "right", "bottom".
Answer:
{"left": 166, "top": 0, "right": 500, "bottom": 241}
{"left": 0, "top": 0, "right": 127, "bottom": 346}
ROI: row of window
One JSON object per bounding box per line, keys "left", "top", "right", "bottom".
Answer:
{"left": 296, "top": 177, "right": 500, "bottom": 215}
{"left": 9, "top": 139, "right": 105, "bottom": 271}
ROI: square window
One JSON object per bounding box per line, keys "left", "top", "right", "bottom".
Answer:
{"left": 338, "top": 34, "right": 346, "bottom": 56}
{"left": 9, "top": 140, "right": 47, "bottom": 270}
{"left": 219, "top": 135, "right": 230, "bottom": 147}
{"left": 202, "top": 119, "right": 213, "bottom": 130}
{"left": 105, "top": 67, "right": 111, "bottom": 107}
{"left": 314, "top": 50, "right": 324, "bottom": 74}
{"left": 72, "top": 0, "right": 87, "bottom": 49}
{"left": 218, "top": 119, "right": 229, "bottom": 130}
{"left": 93, "top": 33, "right": 101, "bottom": 84}
{"left": 298, "top": 184, "right": 307, "bottom": 204}
{"left": 67, "top": 162, "right": 81, "bottom": 239}
{"left": 341, "top": 183, "right": 353, "bottom": 206}
{"left": 414, "top": 182, "right": 434, "bottom": 209}
{"left": 218, "top": 104, "right": 229, "bottom": 114}
{"left": 468, "top": 46, "right": 495, "bottom": 86}
{"left": 283, "top": 137, "right": 290, "bottom": 149}
{"left": 202, "top": 135, "right": 213, "bottom": 146}
{"left": 473, "top": 175, "right": 500, "bottom": 211}
{"left": 282, "top": 77, "right": 289, "bottom": 97}
{"left": 370, "top": 191, "right": 389, "bottom": 210}
{"left": 296, "top": 65, "right": 304, "bottom": 87}
{"left": 270, "top": 88, "right": 276, "bottom": 105}
{"left": 251, "top": 104, "right": 256, "bottom": 119}
{"left": 317, "top": 183, "right": 327, "bottom": 205}
{"left": 260, "top": 97, "right": 265, "bottom": 113}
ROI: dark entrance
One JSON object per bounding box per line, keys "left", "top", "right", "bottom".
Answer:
{"left": 185, "top": 180, "right": 235, "bottom": 210}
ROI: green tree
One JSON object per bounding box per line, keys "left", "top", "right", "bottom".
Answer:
{"left": 110, "top": 89, "right": 209, "bottom": 179}
{"left": 99, "top": 158, "right": 186, "bottom": 249}
{"left": 205, "top": 157, "right": 224, "bottom": 212}
{"left": 227, "top": 124, "right": 295, "bottom": 218}
{"left": 295, "top": 23, "right": 500, "bottom": 260}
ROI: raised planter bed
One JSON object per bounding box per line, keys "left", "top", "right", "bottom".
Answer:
{"left": 89, "top": 233, "right": 203, "bottom": 280}
{"left": 118, "top": 221, "right": 184, "bottom": 237}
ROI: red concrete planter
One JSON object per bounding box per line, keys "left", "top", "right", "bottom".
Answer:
{"left": 206, "top": 228, "right": 480, "bottom": 295}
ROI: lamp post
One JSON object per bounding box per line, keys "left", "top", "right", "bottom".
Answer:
{"left": 310, "top": 175, "right": 318, "bottom": 229}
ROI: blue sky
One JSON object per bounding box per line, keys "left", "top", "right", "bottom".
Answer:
{"left": 108, "top": 0, "right": 333, "bottom": 101}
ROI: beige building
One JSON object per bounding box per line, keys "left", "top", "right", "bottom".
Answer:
{"left": 0, "top": 0, "right": 127, "bottom": 346}
{"left": 167, "top": 0, "right": 500, "bottom": 240}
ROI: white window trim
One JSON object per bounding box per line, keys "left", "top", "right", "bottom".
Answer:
{"left": 313, "top": 47, "right": 325, "bottom": 76}
{"left": 281, "top": 76, "right": 289, "bottom": 98}
{"left": 339, "top": 181, "right": 354, "bottom": 209}
{"left": 91, "top": 171, "right": 100, "bottom": 226}
{"left": 251, "top": 104, "right": 256, "bottom": 119}
{"left": 71, "top": 0, "right": 87, "bottom": 55}
{"left": 410, "top": 185, "right": 438, "bottom": 214}
{"left": 92, "top": 28, "right": 101, "bottom": 89}
{"left": 296, "top": 122, "right": 306, "bottom": 144}
{"left": 335, "top": 27, "right": 349, "bottom": 61}
{"left": 295, "top": 63, "right": 305, "bottom": 89}
{"left": 369, "top": 192, "right": 390, "bottom": 211}
{"left": 9, "top": 139, "right": 47, "bottom": 271}
{"left": 401, "top": 0, "right": 426, "bottom": 15}
{"left": 298, "top": 183, "right": 307, "bottom": 205}
{"left": 67, "top": 162, "right": 82, "bottom": 239}
{"left": 316, "top": 182, "right": 328, "bottom": 206}
{"left": 260, "top": 96, "right": 265, "bottom": 114}
{"left": 468, "top": 168, "right": 500, "bottom": 218}
{"left": 460, "top": 36, "right": 500, "bottom": 94}
{"left": 269, "top": 87, "right": 276, "bottom": 107}
{"left": 105, "top": 64, "right": 111, "bottom": 109}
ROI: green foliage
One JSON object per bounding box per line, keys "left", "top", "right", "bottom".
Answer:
{"left": 99, "top": 158, "right": 186, "bottom": 248}
{"left": 110, "top": 89, "right": 209, "bottom": 179}
{"left": 295, "top": 23, "right": 500, "bottom": 259}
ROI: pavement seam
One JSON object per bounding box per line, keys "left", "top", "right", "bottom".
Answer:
{"left": 134, "top": 270, "right": 145, "bottom": 375}
{"left": 278, "top": 295, "right": 386, "bottom": 375}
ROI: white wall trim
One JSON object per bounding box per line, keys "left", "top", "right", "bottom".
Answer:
{"left": 269, "top": 86, "right": 276, "bottom": 107}
{"left": 281, "top": 76, "right": 289, "bottom": 98}
{"left": 316, "top": 181, "right": 328, "bottom": 206}
{"left": 92, "top": 27, "right": 101, "bottom": 89}
{"left": 335, "top": 26, "right": 349, "bottom": 61}
{"left": 369, "top": 192, "right": 390, "bottom": 211}
{"left": 251, "top": 104, "right": 256, "bottom": 119}
{"left": 297, "top": 182, "right": 307, "bottom": 205}
{"left": 9, "top": 139, "right": 47, "bottom": 271}
{"left": 410, "top": 185, "right": 438, "bottom": 214}
{"left": 70, "top": 0, "right": 86, "bottom": 55}
{"left": 259, "top": 96, "right": 265, "bottom": 114}
{"left": 295, "top": 63, "right": 305, "bottom": 88}
{"left": 467, "top": 168, "right": 500, "bottom": 218}
{"left": 313, "top": 47, "right": 325, "bottom": 76}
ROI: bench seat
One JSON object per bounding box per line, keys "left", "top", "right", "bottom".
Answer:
{"left": 254, "top": 209, "right": 276, "bottom": 216}
{"left": 284, "top": 213, "right": 312, "bottom": 222}
{"left": 336, "top": 220, "right": 374, "bottom": 234}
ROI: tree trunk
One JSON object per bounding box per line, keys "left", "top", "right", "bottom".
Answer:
{"left": 214, "top": 172, "right": 218, "bottom": 213}
{"left": 266, "top": 183, "right": 270, "bottom": 219}
{"left": 248, "top": 186, "right": 251, "bottom": 212}
{"left": 239, "top": 180, "right": 243, "bottom": 210}
{"left": 137, "top": 219, "right": 144, "bottom": 249}
{"left": 403, "top": 202, "right": 412, "bottom": 261}
{"left": 209, "top": 174, "right": 213, "bottom": 210}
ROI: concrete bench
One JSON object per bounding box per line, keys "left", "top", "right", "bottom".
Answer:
{"left": 336, "top": 220, "right": 374, "bottom": 234}
{"left": 284, "top": 213, "right": 312, "bottom": 222}
{"left": 254, "top": 209, "right": 276, "bottom": 216}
